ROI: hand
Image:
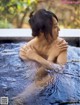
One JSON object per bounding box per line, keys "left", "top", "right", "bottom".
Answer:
{"left": 48, "top": 62, "right": 64, "bottom": 73}
{"left": 20, "top": 45, "right": 37, "bottom": 60}
{"left": 48, "top": 39, "right": 68, "bottom": 58}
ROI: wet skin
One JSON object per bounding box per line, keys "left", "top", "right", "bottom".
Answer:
{"left": 12, "top": 17, "right": 68, "bottom": 105}
{"left": 19, "top": 17, "right": 68, "bottom": 81}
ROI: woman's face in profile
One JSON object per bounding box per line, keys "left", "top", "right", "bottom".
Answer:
{"left": 52, "top": 17, "right": 60, "bottom": 40}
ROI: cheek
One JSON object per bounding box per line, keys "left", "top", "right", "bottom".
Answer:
{"left": 52, "top": 29, "right": 57, "bottom": 35}
{"left": 52, "top": 29, "right": 58, "bottom": 39}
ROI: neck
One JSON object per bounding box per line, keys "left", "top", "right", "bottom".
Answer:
{"left": 36, "top": 34, "right": 50, "bottom": 46}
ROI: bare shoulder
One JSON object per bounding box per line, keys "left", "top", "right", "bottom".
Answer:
{"left": 56, "top": 37, "right": 67, "bottom": 65}
{"left": 19, "top": 38, "right": 36, "bottom": 60}
{"left": 21, "top": 38, "right": 36, "bottom": 49}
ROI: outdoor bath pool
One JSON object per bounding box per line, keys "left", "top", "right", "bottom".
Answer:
{"left": 0, "top": 39, "right": 80, "bottom": 105}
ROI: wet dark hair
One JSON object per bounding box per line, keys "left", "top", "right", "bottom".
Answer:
{"left": 29, "top": 9, "right": 58, "bottom": 41}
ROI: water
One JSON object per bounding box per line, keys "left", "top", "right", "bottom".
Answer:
{"left": 0, "top": 42, "right": 80, "bottom": 105}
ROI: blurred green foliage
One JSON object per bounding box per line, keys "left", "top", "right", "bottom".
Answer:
{"left": 0, "top": 19, "right": 13, "bottom": 28}
{"left": 0, "top": 0, "right": 37, "bottom": 28}
{"left": 0, "top": 0, "right": 79, "bottom": 28}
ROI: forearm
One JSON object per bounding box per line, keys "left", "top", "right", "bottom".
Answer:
{"left": 20, "top": 47, "right": 51, "bottom": 69}
{"left": 36, "top": 54, "right": 56, "bottom": 74}
{"left": 32, "top": 54, "right": 52, "bottom": 69}
{"left": 35, "top": 56, "right": 55, "bottom": 80}
{"left": 35, "top": 55, "right": 64, "bottom": 80}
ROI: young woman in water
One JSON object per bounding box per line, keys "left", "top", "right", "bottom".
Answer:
{"left": 19, "top": 9, "right": 68, "bottom": 86}
{"left": 13, "top": 9, "right": 68, "bottom": 105}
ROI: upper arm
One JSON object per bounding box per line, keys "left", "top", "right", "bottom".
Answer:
{"left": 57, "top": 51, "right": 67, "bottom": 65}
{"left": 47, "top": 54, "right": 56, "bottom": 62}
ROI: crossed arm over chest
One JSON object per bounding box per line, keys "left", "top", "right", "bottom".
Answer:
{"left": 19, "top": 39, "right": 67, "bottom": 79}
{"left": 19, "top": 39, "right": 67, "bottom": 68}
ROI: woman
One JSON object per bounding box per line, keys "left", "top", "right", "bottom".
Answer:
{"left": 19, "top": 9, "right": 68, "bottom": 86}
{"left": 13, "top": 9, "right": 68, "bottom": 105}
{"left": 10, "top": 9, "right": 80, "bottom": 105}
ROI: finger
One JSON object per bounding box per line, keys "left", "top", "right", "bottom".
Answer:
{"left": 26, "top": 46, "right": 31, "bottom": 50}
{"left": 57, "top": 39, "right": 68, "bottom": 46}
{"left": 60, "top": 45, "right": 68, "bottom": 49}
{"left": 30, "top": 45, "right": 36, "bottom": 51}
{"left": 20, "top": 47, "right": 27, "bottom": 53}
{"left": 19, "top": 54, "right": 26, "bottom": 60}
{"left": 60, "top": 41, "right": 68, "bottom": 45}
{"left": 58, "top": 41, "right": 68, "bottom": 46}
{"left": 57, "top": 39, "right": 64, "bottom": 45}
{"left": 60, "top": 48, "right": 67, "bottom": 52}
{"left": 63, "top": 40, "right": 68, "bottom": 44}
{"left": 19, "top": 50, "right": 27, "bottom": 56}
{"left": 63, "top": 40, "right": 68, "bottom": 45}
{"left": 29, "top": 46, "right": 34, "bottom": 51}
{"left": 22, "top": 45, "right": 27, "bottom": 49}
{"left": 19, "top": 52, "right": 27, "bottom": 60}
{"left": 29, "top": 45, "right": 32, "bottom": 49}
{"left": 59, "top": 44, "right": 68, "bottom": 48}
{"left": 20, "top": 48, "right": 26, "bottom": 54}
{"left": 20, "top": 47, "right": 24, "bottom": 51}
